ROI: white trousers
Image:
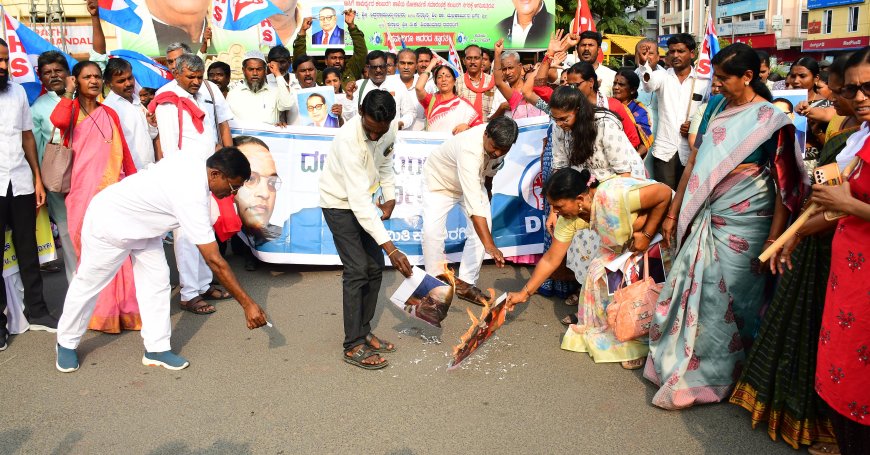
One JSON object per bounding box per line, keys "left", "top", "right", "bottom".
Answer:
{"left": 173, "top": 227, "right": 212, "bottom": 301}
{"left": 422, "top": 189, "right": 490, "bottom": 285}
{"left": 57, "top": 215, "right": 172, "bottom": 352}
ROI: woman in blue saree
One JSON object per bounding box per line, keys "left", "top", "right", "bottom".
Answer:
{"left": 644, "top": 44, "right": 809, "bottom": 410}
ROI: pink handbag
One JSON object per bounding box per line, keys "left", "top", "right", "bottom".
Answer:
{"left": 606, "top": 252, "right": 662, "bottom": 342}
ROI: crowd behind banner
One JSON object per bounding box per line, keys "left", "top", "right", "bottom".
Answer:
{"left": 1, "top": 0, "right": 870, "bottom": 452}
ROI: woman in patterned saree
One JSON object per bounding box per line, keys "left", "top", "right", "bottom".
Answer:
{"left": 505, "top": 168, "right": 672, "bottom": 370}
{"left": 51, "top": 61, "right": 140, "bottom": 333}
{"left": 547, "top": 86, "right": 645, "bottom": 314}
{"left": 645, "top": 44, "right": 808, "bottom": 410}
{"left": 730, "top": 53, "right": 860, "bottom": 453}
{"left": 415, "top": 60, "right": 481, "bottom": 134}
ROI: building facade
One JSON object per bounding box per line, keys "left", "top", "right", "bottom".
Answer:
{"left": 627, "top": 0, "right": 660, "bottom": 40}
{"left": 658, "top": 0, "right": 808, "bottom": 63}
{"left": 803, "top": 0, "right": 870, "bottom": 58}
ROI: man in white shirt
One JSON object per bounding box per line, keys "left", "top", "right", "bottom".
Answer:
{"left": 226, "top": 51, "right": 296, "bottom": 126}
{"left": 639, "top": 33, "right": 705, "bottom": 189}
{"left": 351, "top": 50, "right": 416, "bottom": 130}
{"left": 422, "top": 117, "right": 518, "bottom": 306}
{"left": 319, "top": 90, "right": 412, "bottom": 370}
{"left": 634, "top": 38, "right": 662, "bottom": 129}
{"left": 387, "top": 49, "right": 428, "bottom": 131}
{"left": 102, "top": 58, "right": 160, "bottom": 169}
{"left": 0, "top": 40, "right": 57, "bottom": 343}
{"left": 55, "top": 149, "right": 268, "bottom": 372}
{"left": 152, "top": 53, "right": 235, "bottom": 314}
{"left": 577, "top": 31, "right": 615, "bottom": 97}
{"left": 457, "top": 45, "right": 497, "bottom": 123}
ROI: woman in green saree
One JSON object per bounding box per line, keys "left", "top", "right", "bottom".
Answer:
{"left": 644, "top": 44, "right": 809, "bottom": 410}
{"left": 729, "top": 53, "right": 860, "bottom": 452}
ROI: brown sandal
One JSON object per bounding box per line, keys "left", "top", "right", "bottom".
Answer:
{"left": 200, "top": 285, "right": 231, "bottom": 301}
{"left": 179, "top": 296, "right": 216, "bottom": 315}
{"left": 366, "top": 333, "right": 396, "bottom": 353}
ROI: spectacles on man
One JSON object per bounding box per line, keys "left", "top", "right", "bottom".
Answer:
{"left": 840, "top": 81, "right": 870, "bottom": 100}
{"left": 226, "top": 178, "right": 239, "bottom": 195}
{"left": 367, "top": 64, "right": 387, "bottom": 71}
{"left": 319, "top": 14, "right": 335, "bottom": 21}
{"left": 307, "top": 103, "right": 326, "bottom": 112}
{"left": 245, "top": 172, "right": 282, "bottom": 192}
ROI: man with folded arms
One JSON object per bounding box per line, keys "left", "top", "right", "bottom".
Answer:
{"left": 421, "top": 117, "right": 519, "bottom": 306}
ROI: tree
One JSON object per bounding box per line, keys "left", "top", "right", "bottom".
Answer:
{"left": 555, "top": 0, "right": 650, "bottom": 36}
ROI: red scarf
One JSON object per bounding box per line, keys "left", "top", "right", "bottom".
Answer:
{"left": 463, "top": 72, "right": 495, "bottom": 117}
{"left": 149, "top": 92, "right": 205, "bottom": 149}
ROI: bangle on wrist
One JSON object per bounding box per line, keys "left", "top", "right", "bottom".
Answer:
{"left": 666, "top": 214, "right": 677, "bottom": 221}
{"left": 641, "top": 230, "right": 653, "bottom": 240}
{"left": 388, "top": 249, "right": 402, "bottom": 257}
{"left": 522, "top": 284, "right": 534, "bottom": 297}
{"left": 764, "top": 239, "right": 776, "bottom": 244}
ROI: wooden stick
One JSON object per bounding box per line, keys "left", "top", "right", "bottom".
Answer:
{"left": 758, "top": 157, "right": 860, "bottom": 262}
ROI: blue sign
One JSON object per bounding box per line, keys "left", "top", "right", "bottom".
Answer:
{"left": 716, "top": 0, "right": 768, "bottom": 18}
{"left": 658, "top": 34, "right": 673, "bottom": 48}
{"left": 807, "top": 0, "right": 863, "bottom": 9}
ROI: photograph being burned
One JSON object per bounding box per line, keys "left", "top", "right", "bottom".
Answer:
{"left": 390, "top": 267, "right": 455, "bottom": 328}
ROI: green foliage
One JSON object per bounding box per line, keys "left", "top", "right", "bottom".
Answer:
{"left": 555, "top": 0, "right": 651, "bottom": 36}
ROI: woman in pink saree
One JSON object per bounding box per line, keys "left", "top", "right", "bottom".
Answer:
{"left": 51, "top": 61, "right": 140, "bottom": 333}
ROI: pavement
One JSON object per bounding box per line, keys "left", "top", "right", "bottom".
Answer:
{"left": 1, "top": 248, "right": 803, "bottom": 454}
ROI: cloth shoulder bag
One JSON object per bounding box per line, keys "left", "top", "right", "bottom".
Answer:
{"left": 40, "top": 101, "right": 75, "bottom": 193}
{"left": 606, "top": 251, "right": 662, "bottom": 342}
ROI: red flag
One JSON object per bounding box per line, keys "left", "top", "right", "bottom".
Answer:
{"left": 572, "top": 0, "right": 595, "bottom": 34}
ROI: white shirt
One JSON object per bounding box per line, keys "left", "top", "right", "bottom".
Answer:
{"left": 102, "top": 91, "right": 159, "bottom": 170}
{"left": 335, "top": 92, "right": 358, "bottom": 123}
{"left": 155, "top": 80, "right": 234, "bottom": 161}
{"left": 0, "top": 82, "right": 36, "bottom": 196}
{"left": 640, "top": 64, "right": 706, "bottom": 164}
{"left": 319, "top": 116, "right": 398, "bottom": 245}
{"left": 352, "top": 77, "right": 416, "bottom": 130}
{"left": 388, "top": 74, "right": 433, "bottom": 131}
{"left": 635, "top": 65, "right": 663, "bottom": 131}
{"left": 596, "top": 64, "right": 616, "bottom": 98}
{"left": 226, "top": 76, "right": 296, "bottom": 125}
{"left": 838, "top": 122, "right": 870, "bottom": 172}
{"left": 88, "top": 153, "right": 214, "bottom": 245}
{"left": 509, "top": 2, "right": 543, "bottom": 48}
{"left": 423, "top": 124, "right": 501, "bottom": 218}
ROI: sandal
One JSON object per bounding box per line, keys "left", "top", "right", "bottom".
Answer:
{"left": 560, "top": 314, "right": 578, "bottom": 326}
{"left": 564, "top": 293, "right": 580, "bottom": 306}
{"left": 621, "top": 358, "right": 645, "bottom": 370}
{"left": 343, "top": 345, "right": 388, "bottom": 370}
{"left": 179, "top": 296, "right": 216, "bottom": 315}
{"left": 200, "top": 285, "right": 231, "bottom": 301}
{"left": 366, "top": 333, "right": 396, "bottom": 353}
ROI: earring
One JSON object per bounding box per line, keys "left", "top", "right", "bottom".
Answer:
{"left": 744, "top": 81, "right": 749, "bottom": 86}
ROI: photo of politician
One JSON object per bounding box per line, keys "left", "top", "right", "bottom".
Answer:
{"left": 311, "top": 5, "right": 345, "bottom": 46}
{"left": 495, "top": 0, "right": 555, "bottom": 48}
{"left": 234, "top": 136, "right": 284, "bottom": 246}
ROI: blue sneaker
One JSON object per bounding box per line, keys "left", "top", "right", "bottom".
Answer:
{"left": 56, "top": 344, "right": 79, "bottom": 373}
{"left": 142, "top": 351, "right": 190, "bottom": 370}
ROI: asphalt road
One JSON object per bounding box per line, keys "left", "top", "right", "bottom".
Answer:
{"left": 1, "top": 249, "right": 802, "bottom": 454}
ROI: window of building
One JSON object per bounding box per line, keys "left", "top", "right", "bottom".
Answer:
{"left": 647, "top": 9, "right": 657, "bottom": 20}
{"left": 752, "top": 12, "right": 765, "bottom": 20}
{"left": 801, "top": 11, "right": 808, "bottom": 31}
{"left": 848, "top": 6, "right": 860, "bottom": 33}
{"left": 739, "top": 13, "right": 751, "bottom": 21}
{"left": 664, "top": 1, "right": 670, "bottom": 14}
{"left": 684, "top": 0, "right": 690, "bottom": 10}
{"left": 822, "top": 9, "right": 833, "bottom": 34}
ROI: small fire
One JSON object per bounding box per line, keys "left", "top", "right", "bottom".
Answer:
{"left": 452, "top": 288, "right": 498, "bottom": 357}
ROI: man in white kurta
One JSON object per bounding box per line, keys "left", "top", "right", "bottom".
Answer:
{"left": 421, "top": 117, "right": 519, "bottom": 306}
{"left": 351, "top": 51, "right": 416, "bottom": 130}
{"left": 101, "top": 58, "right": 159, "bottom": 169}
{"left": 153, "top": 54, "right": 234, "bottom": 311}
{"left": 55, "top": 150, "right": 268, "bottom": 372}
{"left": 226, "top": 51, "right": 296, "bottom": 125}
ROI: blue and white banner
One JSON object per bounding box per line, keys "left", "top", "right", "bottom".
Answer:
{"left": 229, "top": 117, "right": 549, "bottom": 265}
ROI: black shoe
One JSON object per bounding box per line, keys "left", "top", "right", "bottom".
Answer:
{"left": 29, "top": 314, "right": 59, "bottom": 333}
{"left": 244, "top": 256, "right": 258, "bottom": 272}
{"left": 0, "top": 331, "right": 8, "bottom": 351}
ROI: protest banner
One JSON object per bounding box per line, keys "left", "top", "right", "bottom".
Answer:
{"left": 229, "top": 116, "right": 548, "bottom": 266}
{"left": 113, "top": 0, "right": 556, "bottom": 57}
{"left": 3, "top": 207, "right": 58, "bottom": 277}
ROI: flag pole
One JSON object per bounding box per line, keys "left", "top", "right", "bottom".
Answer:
{"left": 1, "top": 4, "right": 9, "bottom": 43}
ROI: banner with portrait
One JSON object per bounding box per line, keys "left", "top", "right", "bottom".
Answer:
{"left": 229, "top": 116, "right": 548, "bottom": 265}
{"left": 2, "top": 207, "right": 58, "bottom": 277}
{"left": 113, "top": 0, "right": 556, "bottom": 57}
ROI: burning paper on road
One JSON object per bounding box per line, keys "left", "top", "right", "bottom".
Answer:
{"left": 390, "top": 267, "right": 455, "bottom": 328}
{"left": 448, "top": 291, "right": 509, "bottom": 370}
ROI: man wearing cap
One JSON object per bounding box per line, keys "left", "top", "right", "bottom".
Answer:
{"left": 227, "top": 51, "right": 297, "bottom": 126}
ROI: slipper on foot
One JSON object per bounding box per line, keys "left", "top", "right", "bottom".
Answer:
{"left": 343, "top": 345, "right": 388, "bottom": 370}
{"left": 366, "top": 333, "right": 396, "bottom": 353}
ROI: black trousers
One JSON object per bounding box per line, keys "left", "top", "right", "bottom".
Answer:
{"left": 0, "top": 184, "right": 49, "bottom": 332}
{"left": 829, "top": 407, "right": 870, "bottom": 455}
{"left": 653, "top": 153, "right": 685, "bottom": 191}
{"left": 322, "top": 208, "right": 385, "bottom": 351}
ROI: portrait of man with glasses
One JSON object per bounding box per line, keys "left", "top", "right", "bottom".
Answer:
{"left": 311, "top": 5, "right": 345, "bottom": 46}
{"left": 234, "top": 136, "right": 284, "bottom": 246}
